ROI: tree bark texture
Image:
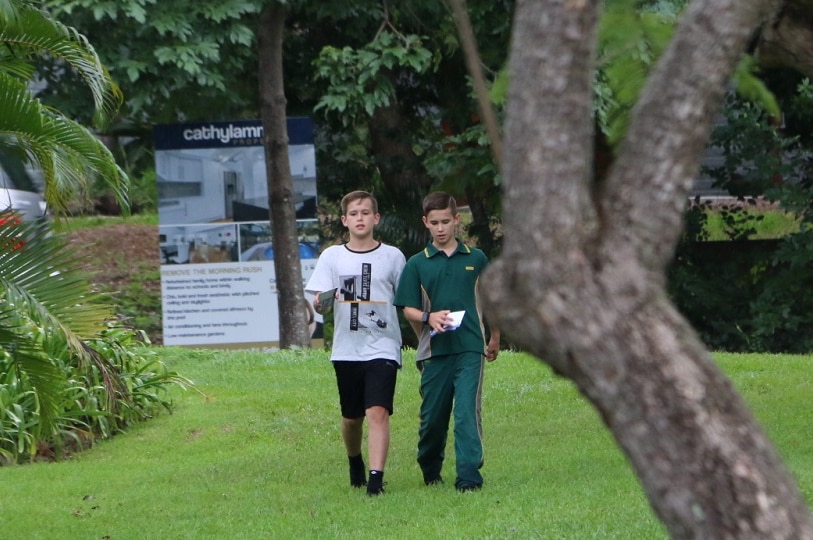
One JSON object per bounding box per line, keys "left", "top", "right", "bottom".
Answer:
{"left": 258, "top": 2, "right": 311, "bottom": 349}
{"left": 483, "top": 0, "right": 813, "bottom": 537}
{"left": 755, "top": 0, "right": 813, "bottom": 79}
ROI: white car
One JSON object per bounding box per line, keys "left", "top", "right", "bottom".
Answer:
{"left": 0, "top": 167, "right": 48, "bottom": 223}
{"left": 0, "top": 187, "right": 47, "bottom": 222}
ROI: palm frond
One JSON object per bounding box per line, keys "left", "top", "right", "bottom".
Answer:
{"left": 0, "top": 210, "right": 116, "bottom": 435}
{"left": 0, "top": 0, "right": 20, "bottom": 28}
{"left": 0, "top": 73, "right": 128, "bottom": 213}
{"left": 0, "top": 1, "right": 122, "bottom": 128}
{"left": 0, "top": 54, "right": 36, "bottom": 80}
{"left": 0, "top": 215, "right": 113, "bottom": 340}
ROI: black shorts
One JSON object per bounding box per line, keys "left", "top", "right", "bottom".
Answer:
{"left": 333, "top": 359, "right": 399, "bottom": 419}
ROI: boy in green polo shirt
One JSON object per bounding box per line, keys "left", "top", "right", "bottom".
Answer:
{"left": 394, "top": 191, "right": 500, "bottom": 492}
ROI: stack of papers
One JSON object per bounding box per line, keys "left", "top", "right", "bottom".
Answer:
{"left": 430, "top": 310, "right": 465, "bottom": 336}
{"left": 315, "top": 288, "right": 337, "bottom": 314}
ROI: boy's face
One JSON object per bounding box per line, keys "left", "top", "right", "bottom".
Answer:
{"left": 341, "top": 197, "right": 380, "bottom": 239}
{"left": 423, "top": 207, "right": 459, "bottom": 248}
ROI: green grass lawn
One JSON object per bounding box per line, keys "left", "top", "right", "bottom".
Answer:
{"left": 1, "top": 349, "right": 810, "bottom": 539}
{"left": 50, "top": 212, "right": 159, "bottom": 233}
{"left": 702, "top": 205, "right": 801, "bottom": 240}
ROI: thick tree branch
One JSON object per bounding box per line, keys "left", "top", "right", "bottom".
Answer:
{"left": 756, "top": 0, "right": 813, "bottom": 79}
{"left": 601, "top": 0, "right": 784, "bottom": 273}
{"left": 483, "top": 0, "right": 813, "bottom": 536}
{"left": 499, "top": 0, "right": 599, "bottom": 283}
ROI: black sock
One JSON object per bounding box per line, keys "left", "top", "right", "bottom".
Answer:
{"left": 349, "top": 454, "right": 366, "bottom": 487}
{"left": 367, "top": 469, "right": 384, "bottom": 493}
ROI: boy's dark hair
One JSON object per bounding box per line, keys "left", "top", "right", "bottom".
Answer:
{"left": 341, "top": 190, "right": 378, "bottom": 215}
{"left": 422, "top": 191, "right": 457, "bottom": 216}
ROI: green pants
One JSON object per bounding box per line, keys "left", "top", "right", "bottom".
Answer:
{"left": 417, "top": 351, "right": 485, "bottom": 488}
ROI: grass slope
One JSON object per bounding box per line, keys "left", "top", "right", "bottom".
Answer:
{"left": 1, "top": 349, "right": 811, "bottom": 539}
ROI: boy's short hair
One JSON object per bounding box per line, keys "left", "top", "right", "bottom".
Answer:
{"left": 422, "top": 191, "right": 457, "bottom": 216}
{"left": 341, "top": 191, "right": 378, "bottom": 215}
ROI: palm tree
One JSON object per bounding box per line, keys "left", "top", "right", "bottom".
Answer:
{"left": 0, "top": 0, "right": 127, "bottom": 212}
{"left": 0, "top": 0, "right": 129, "bottom": 450}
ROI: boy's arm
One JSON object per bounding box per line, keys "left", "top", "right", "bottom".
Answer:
{"left": 403, "top": 306, "right": 424, "bottom": 338}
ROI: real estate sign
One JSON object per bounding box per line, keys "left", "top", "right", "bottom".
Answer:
{"left": 154, "top": 118, "right": 321, "bottom": 349}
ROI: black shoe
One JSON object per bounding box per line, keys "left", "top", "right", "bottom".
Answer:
{"left": 349, "top": 460, "right": 367, "bottom": 488}
{"left": 366, "top": 483, "right": 386, "bottom": 496}
{"left": 455, "top": 482, "right": 481, "bottom": 493}
{"left": 424, "top": 474, "right": 443, "bottom": 486}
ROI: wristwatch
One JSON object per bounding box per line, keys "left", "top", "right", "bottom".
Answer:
{"left": 422, "top": 311, "right": 430, "bottom": 325}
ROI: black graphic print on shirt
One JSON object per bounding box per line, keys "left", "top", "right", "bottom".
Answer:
{"left": 341, "top": 263, "right": 387, "bottom": 332}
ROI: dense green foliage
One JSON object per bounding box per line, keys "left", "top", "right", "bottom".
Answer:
{"left": 593, "top": 2, "right": 813, "bottom": 354}
{"left": 670, "top": 76, "right": 813, "bottom": 353}
{"left": 314, "top": 32, "right": 435, "bottom": 122}
{"left": 41, "top": 0, "right": 262, "bottom": 125}
{"left": 0, "top": 214, "right": 190, "bottom": 464}
{"left": 0, "top": 325, "right": 191, "bottom": 464}
{"left": 0, "top": 1, "right": 189, "bottom": 463}
{"left": 309, "top": 0, "right": 512, "bottom": 257}
{"left": 3, "top": 348, "right": 812, "bottom": 537}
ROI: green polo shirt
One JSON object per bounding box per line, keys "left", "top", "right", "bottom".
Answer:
{"left": 394, "top": 239, "right": 489, "bottom": 361}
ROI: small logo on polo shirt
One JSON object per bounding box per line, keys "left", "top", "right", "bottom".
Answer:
{"left": 465, "top": 266, "right": 474, "bottom": 271}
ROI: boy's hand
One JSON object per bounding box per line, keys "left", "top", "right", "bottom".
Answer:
{"left": 313, "top": 291, "right": 333, "bottom": 315}
{"left": 429, "top": 309, "right": 454, "bottom": 337}
{"left": 485, "top": 332, "right": 500, "bottom": 362}
{"left": 430, "top": 310, "right": 453, "bottom": 334}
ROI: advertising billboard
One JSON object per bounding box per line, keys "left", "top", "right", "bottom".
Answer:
{"left": 154, "top": 118, "right": 320, "bottom": 349}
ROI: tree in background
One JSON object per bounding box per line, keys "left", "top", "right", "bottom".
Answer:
{"left": 41, "top": 0, "right": 261, "bottom": 125}
{"left": 40, "top": 0, "right": 263, "bottom": 210}
{"left": 310, "top": 0, "right": 513, "bottom": 257}
{"left": 258, "top": 2, "right": 310, "bottom": 348}
{"left": 481, "top": 0, "right": 813, "bottom": 536}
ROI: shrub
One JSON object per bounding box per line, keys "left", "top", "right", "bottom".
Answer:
{"left": 0, "top": 214, "right": 192, "bottom": 464}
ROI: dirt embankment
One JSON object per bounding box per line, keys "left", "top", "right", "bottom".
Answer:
{"left": 66, "top": 223, "right": 162, "bottom": 343}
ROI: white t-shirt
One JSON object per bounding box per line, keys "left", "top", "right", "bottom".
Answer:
{"left": 305, "top": 242, "right": 405, "bottom": 364}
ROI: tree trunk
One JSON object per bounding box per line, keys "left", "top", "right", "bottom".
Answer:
{"left": 755, "top": 0, "right": 813, "bottom": 79}
{"left": 482, "top": 0, "right": 813, "bottom": 537}
{"left": 258, "top": 2, "right": 310, "bottom": 349}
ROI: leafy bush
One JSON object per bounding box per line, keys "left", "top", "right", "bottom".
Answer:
{"left": 0, "top": 214, "right": 192, "bottom": 464}
{"left": 670, "top": 81, "right": 813, "bottom": 352}
{"left": 0, "top": 327, "right": 192, "bottom": 464}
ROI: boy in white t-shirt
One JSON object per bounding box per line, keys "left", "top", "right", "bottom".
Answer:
{"left": 305, "top": 191, "right": 405, "bottom": 496}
